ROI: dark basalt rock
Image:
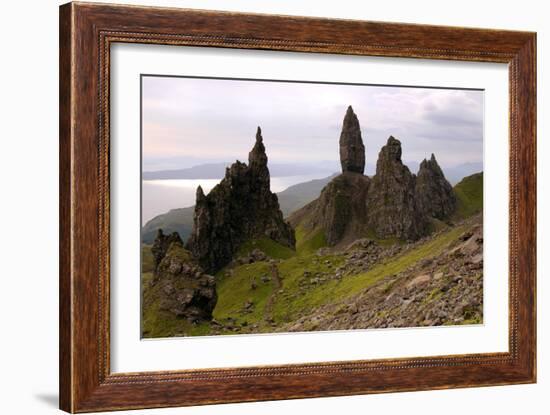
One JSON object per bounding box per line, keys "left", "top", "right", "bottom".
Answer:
{"left": 186, "top": 127, "right": 295, "bottom": 273}
{"left": 292, "top": 109, "right": 454, "bottom": 247}
{"left": 306, "top": 172, "right": 371, "bottom": 247}
{"left": 151, "top": 229, "right": 183, "bottom": 272}
{"left": 415, "top": 154, "right": 457, "bottom": 219}
{"left": 153, "top": 240, "right": 217, "bottom": 322}
{"left": 367, "top": 136, "right": 429, "bottom": 240}
{"left": 339, "top": 106, "right": 365, "bottom": 174}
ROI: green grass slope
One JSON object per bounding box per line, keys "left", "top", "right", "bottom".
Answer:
{"left": 141, "top": 206, "right": 194, "bottom": 244}
{"left": 277, "top": 174, "right": 334, "bottom": 217}
{"left": 210, "top": 223, "right": 466, "bottom": 334}
{"left": 141, "top": 172, "right": 483, "bottom": 337}
{"left": 237, "top": 238, "right": 296, "bottom": 260}
{"left": 453, "top": 172, "right": 483, "bottom": 219}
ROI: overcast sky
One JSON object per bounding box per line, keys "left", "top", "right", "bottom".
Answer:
{"left": 142, "top": 76, "right": 483, "bottom": 172}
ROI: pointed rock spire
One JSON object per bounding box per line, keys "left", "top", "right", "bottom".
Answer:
{"left": 256, "top": 126, "right": 262, "bottom": 141}
{"left": 248, "top": 126, "right": 268, "bottom": 168}
{"left": 186, "top": 127, "right": 295, "bottom": 273}
{"left": 339, "top": 106, "right": 365, "bottom": 174}
{"left": 196, "top": 185, "right": 205, "bottom": 203}
{"left": 415, "top": 153, "right": 456, "bottom": 219}
{"left": 369, "top": 135, "right": 428, "bottom": 240}
{"left": 377, "top": 136, "right": 403, "bottom": 167}
{"left": 247, "top": 125, "right": 270, "bottom": 189}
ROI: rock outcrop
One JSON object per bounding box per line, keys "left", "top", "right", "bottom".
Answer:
{"left": 415, "top": 154, "right": 457, "bottom": 219}
{"left": 300, "top": 172, "right": 371, "bottom": 247}
{"left": 186, "top": 127, "right": 295, "bottom": 273}
{"left": 339, "top": 106, "right": 365, "bottom": 174}
{"left": 152, "top": 231, "right": 217, "bottom": 322}
{"left": 291, "top": 107, "right": 457, "bottom": 247}
{"left": 367, "top": 136, "right": 429, "bottom": 240}
{"left": 151, "top": 229, "right": 183, "bottom": 272}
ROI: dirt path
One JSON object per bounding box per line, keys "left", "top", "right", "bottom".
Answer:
{"left": 263, "top": 262, "right": 282, "bottom": 323}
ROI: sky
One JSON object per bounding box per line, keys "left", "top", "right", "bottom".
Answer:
{"left": 142, "top": 76, "right": 483, "bottom": 173}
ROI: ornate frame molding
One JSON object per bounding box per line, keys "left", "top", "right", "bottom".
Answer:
{"left": 60, "top": 2, "right": 536, "bottom": 412}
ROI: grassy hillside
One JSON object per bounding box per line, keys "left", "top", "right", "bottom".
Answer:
{"left": 294, "top": 225, "right": 327, "bottom": 255}
{"left": 237, "top": 238, "right": 296, "bottom": 260}
{"left": 453, "top": 172, "right": 483, "bottom": 219}
{"left": 141, "top": 172, "right": 484, "bottom": 337}
{"left": 142, "top": 217, "right": 478, "bottom": 337}
{"left": 141, "top": 206, "right": 194, "bottom": 244}
{"left": 210, "top": 223, "right": 467, "bottom": 333}
{"left": 277, "top": 175, "right": 334, "bottom": 217}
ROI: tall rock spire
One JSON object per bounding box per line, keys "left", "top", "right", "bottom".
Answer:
{"left": 248, "top": 126, "right": 270, "bottom": 188}
{"left": 186, "top": 127, "right": 295, "bottom": 273}
{"left": 248, "top": 127, "right": 268, "bottom": 169}
{"left": 339, "top": 106, "right": 365, "bottom": 174}
{"left": 368, "top": 136, "right": 428, "bottom": 240}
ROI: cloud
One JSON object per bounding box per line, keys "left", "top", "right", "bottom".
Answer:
{"left": 142, "top": 77, "right": 483, "bottom": 170}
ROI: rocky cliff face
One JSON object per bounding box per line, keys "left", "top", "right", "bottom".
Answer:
{"left": 292, "top": 108, "right": 456, "bottom": 247}
{"left": 151, "top": 232, "right": 217, "bottom": 322}
{"left": 367, "top": 136, "right": 429, "bottom": 240}
{"left": 186, "top": 127, "right": 295, "bottom": 273}
{"left": 415, "top": 154, "right": 457, "bottom": 219}
{"left": 304, "top": 172, "right": 371, "bottom": 247}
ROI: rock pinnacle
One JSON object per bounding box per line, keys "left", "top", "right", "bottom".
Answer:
{"left": 339, "top": 106, "right": 365, "bottom": 174}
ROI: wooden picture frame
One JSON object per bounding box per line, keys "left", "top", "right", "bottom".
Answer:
{"left": 59, "top": 2, "right": 536, "bottom": 412}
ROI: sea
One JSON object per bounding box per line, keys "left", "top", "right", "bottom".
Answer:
{"left": 142, "top": 173, "right": 327, "bottom": 223}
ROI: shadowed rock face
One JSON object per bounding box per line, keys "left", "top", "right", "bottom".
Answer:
{"left": 306, "top": 172, "right": 371, "bottom": 247}
{"left": 186, "top": 127, "right": 295, "bottom": 273}
{"left": 339, "top": 106, "right": 365, "bottom": 174}
{"left": 152, "top": 235, "right": 217, "bottom": 322}
{"left": 291, "top": 108, "right": 458, "bottom": 247}
{"left": 367, "top": 136, "right": 428, "bottom": 240}
{"left": 151, "top": 229, "right": 183, "bottom": 272}
{"left": 415, "top": 154, "right": 457, "bottom": 219}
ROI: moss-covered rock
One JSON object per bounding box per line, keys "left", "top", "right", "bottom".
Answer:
{"left": 150, "top": 238, "right": 217, "bottom": 323}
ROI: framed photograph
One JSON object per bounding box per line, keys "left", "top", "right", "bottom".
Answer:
{"left": 59, "top": 2, "right": 536, "bottom": 412}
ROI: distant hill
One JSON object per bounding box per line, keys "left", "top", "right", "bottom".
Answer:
{"left": 143, "top": 162, "right": 335, "bottom": 180}
{"left": 453, "top": 172, "right": 483, "bottom": 219}
{"left": 142, "top": 206, "right": 194, "bottom": 244}
{"left": 277, "top": 174, "right": 335, "bottom": 217}
{"left": 142, "top": 174, "right": 335, "bottom": 244}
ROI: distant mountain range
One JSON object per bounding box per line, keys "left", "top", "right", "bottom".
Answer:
{"left": 142, "top": 162, "right": 335, "bottom": 180}
{"left": 143, "top": 160, "right": 482, "bottom": 186}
